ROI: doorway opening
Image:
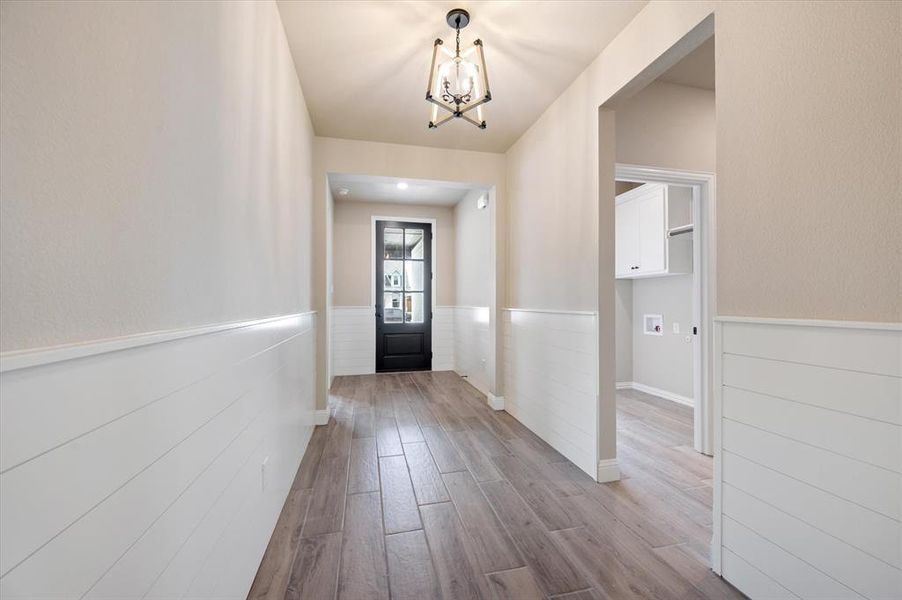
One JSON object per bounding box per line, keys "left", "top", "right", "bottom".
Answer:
{"left": 327, "top": 173, "right": 497, "bottom": 384}
{"left": 614, "top": 166, "right": 715, "bottom": 455}
{"left": 598, "top": 21, "right": 720, "bottom": 577}
{"left": 375, "top": 219, "right": 433, "bottom": 371}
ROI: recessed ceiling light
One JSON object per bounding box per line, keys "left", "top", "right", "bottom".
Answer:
{"left": 337, "top": 187, "right": 350, "bottom": 196}
{"left": 397, "top": 182, "right": 409, "bottom": 190}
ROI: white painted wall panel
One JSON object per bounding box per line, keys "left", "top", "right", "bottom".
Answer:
{"left": 717, "top": 319, "right": 902, "bottom": 600}
{"left": 0, "top": 314, "right": 315, "bottom": 600}
{"left": 721, "top": 548, "right": 798, "bottom": 600}
{"left": 433, "top": 306, "right": 456, "bottom": 372}
{"left": 331, "top": 306, "right": 375, "bottom": 375}
{"left": 502, "top": 309, "right": 597, "bottom": 477}
{"left": 723, "top": 386, "right": 900, "bottom": 472}
{"left": 453, "top": 307, "right": 490, "bottom": 393}
{"left": 331, "top": 306, "right": 456, "bottom": 376}
{"left": 722, "top": 419, "right": 901, "bottom": 522}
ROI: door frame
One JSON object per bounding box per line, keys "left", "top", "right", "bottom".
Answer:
{"left": 614, "top": 164, "right": 716, "bottom": 455}
{"left": 371, "top": 216, "right": 438, "bottom": 371}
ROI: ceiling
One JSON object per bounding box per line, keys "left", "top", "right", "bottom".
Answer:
{"left": 277, "top": 1, "right": 648, "bottom": 153}
{"left": 658, "top": 36, "right": 715, "bottom": 91}
{"left": 328, "top": 173, "right": 484, "bottom": 206}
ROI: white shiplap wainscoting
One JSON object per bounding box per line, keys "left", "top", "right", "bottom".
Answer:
{"left": 433, "top": 306, "right": 456, "bottom": 371}
{"left": 331, "top": 306, "right": 376, "bottom": 376}
{"left": 330, "top": 305, "right": 456, "bottom": 375}
{"left": 713, "top": 317, "right": 902, "bottom": 600}
{"left": 453, "top": 306, "right": 491, "bottom": 395}
{"left": 0, "top": 313, "right": 316, "bottom": 600}
{"left": 502, "top": 308, "right": 598, "bottom": 478}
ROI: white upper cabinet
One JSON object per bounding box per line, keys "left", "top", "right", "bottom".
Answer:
{"left": 615, "top": 183, "right": 692, "bottom": 279}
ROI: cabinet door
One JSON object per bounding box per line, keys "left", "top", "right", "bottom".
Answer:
{"left": 637, "top": 189, "right": 665, "bottom": 273}
{"left": 615, "top": 200, "right": 638, "bottom": 276}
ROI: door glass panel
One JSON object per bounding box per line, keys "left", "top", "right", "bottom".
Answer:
{"left": 405, "top": 229, "right": 424, "bottom": 258}
{"left": 383, "top": 292, "right": 403, "bottom": 323}
{"left": 383, "top": 228, "right": 404, "bottom": 259}
{"left": 405, "top": 293, "right": 424, "bottom": 323}
{"left": 404, "top": 261, "right": 424, "bottom": 291}
{"left": 383, "top": 260, "right": 403, "bottom": 291}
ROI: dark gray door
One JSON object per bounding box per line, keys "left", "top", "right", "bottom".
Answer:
{"left": 375, "top": 221, "right": 432, "bottom": 372}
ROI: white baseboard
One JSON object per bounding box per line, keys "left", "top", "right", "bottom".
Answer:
{"left": 487, "top": 393, "right": 504, "bottom": 411}
{"left": 617, "top": 381, "right": 694, "bottom": 407}
{"left": 313, "top": 409, "right": 330, "bottom": 426}
{"left": 597, "top": 458, "right": 621, "bottom": 483}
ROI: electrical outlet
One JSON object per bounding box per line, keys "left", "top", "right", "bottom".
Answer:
{"left": 672, "top": 322, "right": 680, "bottom": 334}
{"left": 481, "top": 357, "right": 487, "bottom": 369}
{"left": 261, "top": 456, "right": 270, "bottom": 491}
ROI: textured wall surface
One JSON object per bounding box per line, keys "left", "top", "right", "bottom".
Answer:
{"left": 0, "top": 1, "right": 315, "bottom": 351}
{"left": 332, "top": 200, "right": 455, "bottom": 307}
{"left": 506, "top": 0, "right": 901, "bottom": 321}
{"left": 715, "top": 0, "right": 901, "bottom": 321}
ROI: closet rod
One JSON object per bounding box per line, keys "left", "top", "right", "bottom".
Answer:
{"left": 667, "top": 224, "right": 694, "bottom": 237}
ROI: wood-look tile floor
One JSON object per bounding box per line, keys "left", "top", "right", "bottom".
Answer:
{"left": 249, "top": 372, "right": 744, "bottom": 600}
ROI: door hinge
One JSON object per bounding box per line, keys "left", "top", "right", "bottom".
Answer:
{"left": 430, "top": 351, "right": 433, "bottom": 359}
{"left": 430, "top": 311, "right": 433, "bottom": 319}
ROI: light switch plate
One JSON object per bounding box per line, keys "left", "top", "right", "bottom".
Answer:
{"left": 673, "top": 322, "right": 680, "bottom": 334}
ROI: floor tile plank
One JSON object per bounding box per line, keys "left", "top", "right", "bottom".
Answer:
{"left": 338, "top": 492, "right": 389, "bottom": 599}
{"left": 385, "top": 530, "right": 443, "bottom": 600}
{"left": 485, "top": 567, "right": 544, "bottom": 600}
{"left": 248, "top": 489, "right": 312, "bottom": 600}
{"left": 348, "top": 436, "right": 379, "bottom": 495}
{"left": 421, "top": 425, "right": 468, "bottom": 473}
{"left": 442, "top": 471, "right": 524, "bottom": 573}
{"left": 480, "top": 479, "right": 588, "bottom": 596}
{"left": 302, "top": 455, "right": 349, "bottom": 537}
{"left": 375, "top": 416, "right": 404, "bottom": 457}
{"left": 379, "top": 454, "right": 422, "bottom": 534}
{"left": 403, "top": 441, "right": 450, "bottom": 505}
{"left": 285, "top": 532, "right": 342, "bottom": 600}
{"left": 420, "top": 502, "right": 485, "bottom": 600}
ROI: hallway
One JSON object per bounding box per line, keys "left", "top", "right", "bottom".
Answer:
{"left": 249, "top": 372, "right": 741, "bottom": 600}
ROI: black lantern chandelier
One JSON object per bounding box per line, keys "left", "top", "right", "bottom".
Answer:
{"left": 426, "top": 8, "right": 491, "bottom": 130}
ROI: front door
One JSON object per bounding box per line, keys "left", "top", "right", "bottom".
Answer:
{"left": 375, "top": 221, "right": 432, "bottom": 372}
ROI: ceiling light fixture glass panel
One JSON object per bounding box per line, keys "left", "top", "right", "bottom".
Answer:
{"left": 426, "top": 8, "right": 491, "bottom": 130}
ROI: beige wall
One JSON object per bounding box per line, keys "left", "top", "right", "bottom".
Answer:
{"left": 332, "top": 200, "right": 456, "bottom": 307}
{"left": 455, "top": 189, "right": 493, "bottom": 308}
{"left": 0, "top": 0, "right": 315, "bottom": 352}
{"left": 715, "top": 0, "right": 901, "bottom": 321}
{"left": 506, "top": 0, "right": 901, "bottom": 322}
{"left": 616, "top": 81, "right": 716, "bottom": 173}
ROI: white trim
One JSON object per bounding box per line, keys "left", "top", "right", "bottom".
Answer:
{"left": 503, "top": 307, "right": 598, "bottom": 316}
{"left": 715, "top": 315, "right": 902, "bottom": 331}
{"left": 711, "top": 320, "right": 724, "bottom": 575}
{"left": 486, "top": 393, "right": 504, "bottom": 411}
{"left": 0, "top": 312, "right": 316, "bottom": 373}
{"left": 332, "top": 305, "right": 372, "bottom": 310}
{"left": 596, "top": 458, "right": 621, "bottom": 483}
{"left": 313, "top": 409, "right": 330, "bottom": 426}
{"left": 619, "top": 381, "right": 694, "bottom": 407}
{"left": 616, "top": 163, "right": 716, "bottom": 455}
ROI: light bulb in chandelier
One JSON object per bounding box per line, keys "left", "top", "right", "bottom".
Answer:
{"left": 426, "top": 8, "right": 491, "bottom": 130}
